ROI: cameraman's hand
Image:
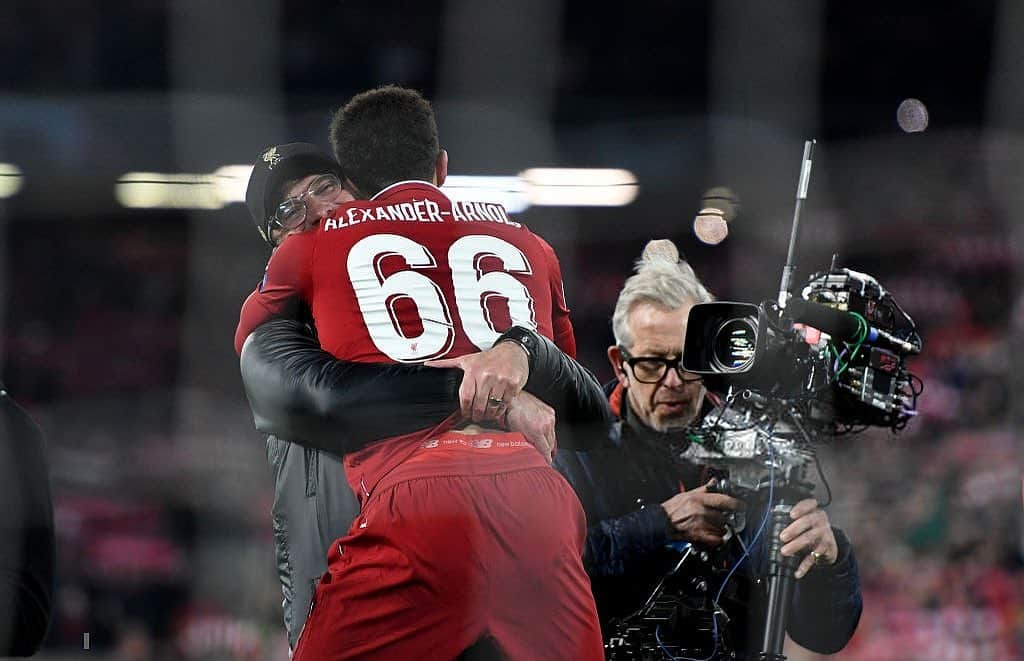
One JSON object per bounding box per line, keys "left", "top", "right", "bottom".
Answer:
{"left": 503, "top": 391, "right": 555, "bottom": 464}
{"left": 779, "top": 498, "right": 838, "bottom": 579}
{"left": 425, "top": 342, "right": 529, "bottom": 423}
{"left": 661, "top": 480, "right": 742, "bottom": 547}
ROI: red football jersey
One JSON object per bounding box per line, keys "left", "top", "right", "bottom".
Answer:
{"left": 235, "top": 181, "right": 575, "bottom": 361}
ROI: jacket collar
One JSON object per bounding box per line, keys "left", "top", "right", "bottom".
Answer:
{"left": 608, "top": 381, "right": 685, "bottom": 453}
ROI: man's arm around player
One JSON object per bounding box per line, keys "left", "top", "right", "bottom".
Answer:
{"left": 241, "top": 320, "right": 613, "bottom": 455}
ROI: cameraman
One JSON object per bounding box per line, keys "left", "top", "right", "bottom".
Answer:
{"left": 554, "top": 240, "right": 862, "bottom": 658}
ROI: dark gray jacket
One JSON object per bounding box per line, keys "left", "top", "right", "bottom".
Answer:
{"left": 240, "top": 319, "right": 612, "bottom": 647}
{"left": 265, "top": 439, "right": 348, "bottom": 647}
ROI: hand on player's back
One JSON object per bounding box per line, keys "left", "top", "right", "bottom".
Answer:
{"left": 503, "top": 392, "right": 555, "bottom": 463}
{"left": 425, "top": 342, "right": 529, "bottom": 422}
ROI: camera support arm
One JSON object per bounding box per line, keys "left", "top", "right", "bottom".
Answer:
{"left": 758, "top": 480, "right": 814, "bottom": 661}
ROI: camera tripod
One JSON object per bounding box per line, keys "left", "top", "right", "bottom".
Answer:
{"left": 604, "top": 476, "right": 817, "bottom": 661}
{"left": 755, "top": 480, "right": 815, "bottom": 661}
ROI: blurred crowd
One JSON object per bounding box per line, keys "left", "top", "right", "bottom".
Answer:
{"left": 0, "top": 2, "right": 1019, "bottom": 655}
{"left": 0, "top": 0, "right": 1015, "bottom": 658}
{"left": 1, "top": 200, "right": 1017, "bottom": 660}
{"left": 827, "top": 223, "right": 1024, "bottom": 659}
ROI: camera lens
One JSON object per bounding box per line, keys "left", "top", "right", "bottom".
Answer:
{"left": 711, "top": 317, "right": 758, "bottom": 372}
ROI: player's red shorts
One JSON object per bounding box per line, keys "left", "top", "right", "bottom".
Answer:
{"left": 292, "top": 430, "right": 603, "bottom": 660}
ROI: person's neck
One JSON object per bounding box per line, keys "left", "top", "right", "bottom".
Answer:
{"left": 621, "top": 396, "right": 691, "bottom": 447}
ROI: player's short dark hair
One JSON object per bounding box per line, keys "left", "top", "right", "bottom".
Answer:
{"left": 329, "top": 85, "right": 439, "bottom": 198}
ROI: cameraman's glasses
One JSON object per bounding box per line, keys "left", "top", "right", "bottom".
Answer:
{"left": 619, "top": 348, "right": 704, "bottom": 385}
{"left": 268, "top": 173, "right": 343, "bottom": 244}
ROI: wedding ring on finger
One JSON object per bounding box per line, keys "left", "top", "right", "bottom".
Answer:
{"left": 811, "top": 550, "right": 826, "bottom": 565}
{"left": 487, "top": 396, "right": 504, "bottom": 407}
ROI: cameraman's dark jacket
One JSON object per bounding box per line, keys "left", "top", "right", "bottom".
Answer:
{"left": 553, "top": 381, "right": 862, "bottom": 657}
{"left": 240, "top": 319, "right": 613, "bottom": 647}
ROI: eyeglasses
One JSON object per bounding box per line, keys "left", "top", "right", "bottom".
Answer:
{"left": 619, "top": 347, "right": 704, "bottom": 384}
{"left": 269, "top": 173, "right": 343, "bottom": 238}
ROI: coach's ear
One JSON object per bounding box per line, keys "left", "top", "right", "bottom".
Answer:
{"left": 434, "top": 149, "right": 448, "bottom": 187}
{"left": 608, "top": 345, "right": 629, "bottom": 389}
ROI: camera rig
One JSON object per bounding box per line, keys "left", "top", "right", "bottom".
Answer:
{"left": 683, "top": 263, "right": 922, "bottom": 443}
{"left": 606, "top": 141, "right": 922, "bottom": 661}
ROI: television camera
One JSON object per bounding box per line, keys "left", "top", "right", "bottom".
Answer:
{"left": 605, "top": 141, "right": 922, "bottom": 661}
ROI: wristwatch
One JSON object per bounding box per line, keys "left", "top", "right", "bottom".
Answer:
{"left": 496, "top": 325, "right": 535, "bottom": 363}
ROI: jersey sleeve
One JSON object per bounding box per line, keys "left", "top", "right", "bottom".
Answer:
{"left": 535, "top": 234, "right": 576, "bottom": 358}
{"left": 234, "top": 234, "right": 315, "bottom": 354}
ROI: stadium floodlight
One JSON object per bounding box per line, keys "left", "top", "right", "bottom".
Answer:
{"left": 520, "top": 168, "right": 638, "bottom": 206}
{"left": 0, "top": 163, "right": 24, "bottom": 199}
{"left": 213, "top": 164, "right": 255, "bottom": 203}
{"left": 115, "top": 166, "right": 640, "bottom": 212}
{"left": 115, "top": 166, "right": 252, "bottom": 210}
{"left": 115, "top": 172, "right": 223, "bottom": 209}
{"left": 442, "top": 176, "right": 529, "bottom": 213}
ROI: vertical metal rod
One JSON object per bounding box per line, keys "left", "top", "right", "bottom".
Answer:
{"left": 777, "top": 139, "right": 816, "bottom": 309}
{"left": 758, "top": 502, "right": 800, "bottom": 660}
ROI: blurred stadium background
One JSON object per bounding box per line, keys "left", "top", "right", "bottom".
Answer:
{"left": 2, "top": 1, "right": 1022, "bottom": 659}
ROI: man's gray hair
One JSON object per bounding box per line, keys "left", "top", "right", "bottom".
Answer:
{"left": 611, "top": 239, "right": 714, "bottom": 348}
